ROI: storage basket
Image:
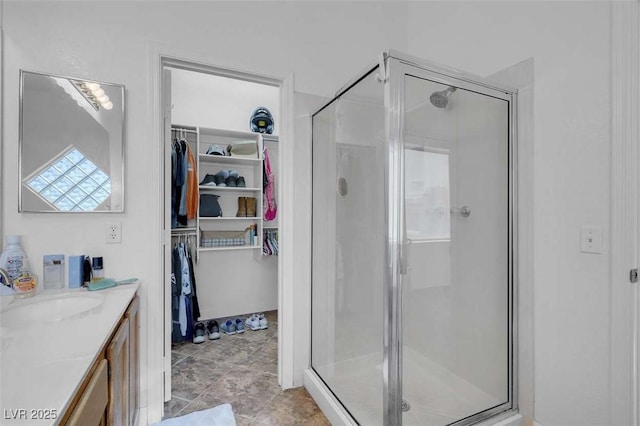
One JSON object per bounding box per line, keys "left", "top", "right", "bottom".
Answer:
{"left": 200, "top": 229, "right": 249, "bottom": 248}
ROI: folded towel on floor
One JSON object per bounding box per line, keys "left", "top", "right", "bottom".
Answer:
{"left": 153, "top": 403, "right": 236, "bottom": 426}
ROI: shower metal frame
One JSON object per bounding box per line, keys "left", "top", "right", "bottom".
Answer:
{"left": 312, "top": 50, "right": 519, "bottom": 426}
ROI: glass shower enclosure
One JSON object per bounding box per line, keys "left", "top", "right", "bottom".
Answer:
{"left": 311, "top": 51, "right": 517, "bottom": 425}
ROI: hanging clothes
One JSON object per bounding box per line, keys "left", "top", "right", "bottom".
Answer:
{"left": 186, "top": 144, "right": 198, "bottom": 220}
{"left": 263, "top": 147, "right": 277, "bottom": 221}
{"left": 177, "top": 139, "right": 189, "bottom": 226}
{"left": 263, "top": 229, "right": 279, "bottom": 256}
{"left": 171, "top": 130, "right": 198, "bottom": 228}
{"left": 171, "top": 237, "right": 201, "bottom": 344}
{"left": 171, "top": 135, "right": 188, "bottom": 228}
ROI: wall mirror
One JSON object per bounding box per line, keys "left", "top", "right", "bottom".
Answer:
{"left": 19, "top": 70, "right": 125, "bottom": 212}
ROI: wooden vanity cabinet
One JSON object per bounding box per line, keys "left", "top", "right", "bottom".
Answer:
{"left": 125, "top": 296, "right": 140, "bottom": 426}
{"left": 65, "top": 359, "right": 109, "bottom": 425}
{"left": 107, "top": 294, "right": 140, "bottom": 426}
{"left": 107, "top": 317, "right": 130, "bottom": 425}
{"left": 60, "top": 294, "right": 139, "bottom": 426}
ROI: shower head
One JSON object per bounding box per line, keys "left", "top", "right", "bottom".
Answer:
{"left": 429, "top": 86, "right": 456, "bottom": 109}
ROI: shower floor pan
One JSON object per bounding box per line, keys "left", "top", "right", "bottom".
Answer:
{"left": 315, "top": 347, "right": 501, "bottom": 426}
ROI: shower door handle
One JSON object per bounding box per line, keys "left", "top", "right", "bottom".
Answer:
{"left": 400, "top": 241, "right": 409, "bottom": 275}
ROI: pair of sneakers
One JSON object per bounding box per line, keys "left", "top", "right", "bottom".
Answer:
{"left": 199, "top": 170, "right": 243, "bottom": 187}
{"left": 193, "top": 320, "right": 221, "bottom": 344}
{"left": 220, "top": 318, "right": 245, "bottom": 335}
{"left": 245, "top": 313, "right": 268, "bottom": 331}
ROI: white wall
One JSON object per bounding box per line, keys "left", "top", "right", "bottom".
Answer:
{"left": 171, "top": 69, "right": 280, "bottom": 135}
{"left": 407, "top": 2, "right": 612, "bottom": 425}
{"left": 1, "top": 1, "right": 407, "bottom": 423}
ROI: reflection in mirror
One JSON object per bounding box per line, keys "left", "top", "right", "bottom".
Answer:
{"left": 20, "top": 70, "right": 125, "bottom": 212}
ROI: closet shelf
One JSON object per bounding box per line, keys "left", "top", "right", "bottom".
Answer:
{"left": 199, "top": 128, "right": 258, "bottom": 140}
{"left": 171, "top": 227, "right": 197, "bottom": 233}
{"left": 198, "top": 245, "right": 261, "bottom": 252}
{"left": 198, "top": 186, "right": 261, "bottom": 192}
{"left": 199, "top": 154, "right": 262, "bottom": 166}
{"left": 263, "top": 225, "right": 279, "bottom": 230}
{"left": 199, "top": 216, "right": 262, "bottom": 221}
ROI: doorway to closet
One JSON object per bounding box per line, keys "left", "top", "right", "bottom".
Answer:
{"left": 161, "top": 58, "right": 284, "bottom": 420}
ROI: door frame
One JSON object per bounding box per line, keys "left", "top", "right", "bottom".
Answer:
{"left": 611, "top": 3, "right": 640, "bottom": 426}
{"left": 147, "top": 46, "right": 294, "bottom": 422}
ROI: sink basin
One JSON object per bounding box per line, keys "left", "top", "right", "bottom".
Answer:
{"left": 0, "top": 293, "right": 104, "bottom": 328}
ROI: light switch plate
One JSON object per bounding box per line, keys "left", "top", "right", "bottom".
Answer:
{"left": 580, "top": 226, "right": 602, "bottom": 254}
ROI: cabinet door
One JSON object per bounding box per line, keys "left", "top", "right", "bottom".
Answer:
{"left": 107, "top": 318, "right": 130, "bottom": 426}
{"left": 125, "top": 296, "right": 140, "bottom": 426}
{"left": 66, "top": 359, "right": 109, "bottom": 426}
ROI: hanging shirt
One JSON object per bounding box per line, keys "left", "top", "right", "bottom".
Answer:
{"left": 186, "top": 144, "right": 198, "bottom": 220}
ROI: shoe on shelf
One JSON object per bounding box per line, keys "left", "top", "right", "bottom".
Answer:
{"left": 227, "top": 169, "right": 239, "bottom": 179}
{"left": 258, "top": 313, "right": 268, "bottom": 330}
{"left": 221, "top": 319, "right": 236, "bottom": 335}
{"left": 236, "top": 176, "right": 246, "bottom": 188}
{"left": 193, "top": 322, "right": 206, "bottom": 344}
{"left": 206, "top": 320, "right": 220, "bottom": 340}
{"left": 236, "top": 197, "right": 247, "bottom": 217}
{"left": 225, "top": 175, "right": 238, "bottom": 187}
{"left": 212, "top": 170, "right": 229, "bottom": 187}
{"left": 235, "top": 318, "right": 245, "bottom": 334}
{"left": 199, "top": 174, "right": 217, "bottom": 186}
{"left": 245, "top": 314, "right": 260, "bottom": 331}
{"left": 246, "top": 197, "right": 257, "bottom": 217}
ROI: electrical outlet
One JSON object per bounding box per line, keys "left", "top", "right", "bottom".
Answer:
{"left": 106, "top": 222, "right": 122, "bottom": 244}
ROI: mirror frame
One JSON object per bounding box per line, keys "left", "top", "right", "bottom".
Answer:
{"left": 18, "top": 69, "right": 126, "bottom": 213}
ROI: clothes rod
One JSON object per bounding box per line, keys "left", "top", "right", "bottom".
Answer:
{"left": 171, "top": 127, "right": 197, "bottom": 134}
{"left": 171, "top": 228, "right": 197, "bottom": 235}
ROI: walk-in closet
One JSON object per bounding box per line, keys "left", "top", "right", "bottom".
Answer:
{"left": 163, "top": 64, "right": 283, "bottom": 421}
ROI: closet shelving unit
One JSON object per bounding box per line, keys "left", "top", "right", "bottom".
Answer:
{"left": 173, "top": 125, "right": 268, "bottom": 254}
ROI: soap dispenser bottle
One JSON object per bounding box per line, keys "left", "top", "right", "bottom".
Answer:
{"left": 0, "top": 235, "right": 37, "bottom": 298}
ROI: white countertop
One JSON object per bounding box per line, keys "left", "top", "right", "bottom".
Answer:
{"left": 0, "top": 283, "right": 138, "bottom": 425}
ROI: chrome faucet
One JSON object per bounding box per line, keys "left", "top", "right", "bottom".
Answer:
{"left": 0, "top": 268, "right": 13, "bottom": 290}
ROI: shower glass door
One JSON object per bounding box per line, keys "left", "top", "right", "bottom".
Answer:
{"left": 311, "top": 68, "right": 386, "bottom": 425}
{"left": 397, "top": 69, "right": 513, "bottom": 425}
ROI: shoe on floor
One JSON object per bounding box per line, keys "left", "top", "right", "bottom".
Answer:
{"left": 207, "top": 320, "right": 220, "bottom": 340}
{"left": 245, "top": 314, "right": 260, "bottom": 331}
{"left": 193, "top": 322, "right": 206, "bottom": 344}
{"left": 258, "top": 313, "right": 268, "bottom": 330}
{"left": 235, "top": 318, "right": 245, "bottom": 333}
{"left": 221, "top": 319, "right": 236, "bottom": 335}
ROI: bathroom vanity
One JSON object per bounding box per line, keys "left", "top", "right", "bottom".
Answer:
{"left": 0, "top": 284, "right": 139, "bottom": 425}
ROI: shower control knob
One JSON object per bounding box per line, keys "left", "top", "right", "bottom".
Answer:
{"left": 451, "top": 206, "right": 471, "bottom": 218}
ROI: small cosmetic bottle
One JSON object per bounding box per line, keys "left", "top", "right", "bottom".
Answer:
{"left": 92, "top": 257, "right": 104, "bottom": 282}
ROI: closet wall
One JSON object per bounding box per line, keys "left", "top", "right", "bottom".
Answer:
{"left": 171, "top": 69, "right": 279, "bottom": 320}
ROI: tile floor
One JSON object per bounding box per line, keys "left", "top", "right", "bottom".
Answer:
{"left": 164, "top": 310, "right": 330, "bottom": 425}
